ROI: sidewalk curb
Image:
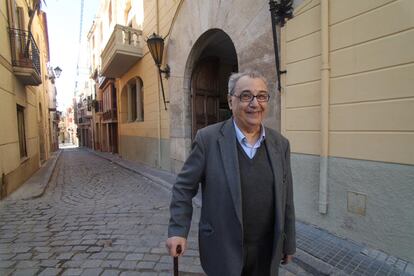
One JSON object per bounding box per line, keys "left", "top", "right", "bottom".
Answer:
{"left": 6, "top": 150, "right": 62, "bottom": 201}
{"left": 293, "top": 249, "right": 343, "bottom": 276}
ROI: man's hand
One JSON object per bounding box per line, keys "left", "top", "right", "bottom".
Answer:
{"left": 281, "top": 254, "right": 293, "bottom": 265}
{"left": 166, "top": 236, "right": 187, "bottom": 257}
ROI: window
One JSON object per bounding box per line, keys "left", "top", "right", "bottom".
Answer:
{"left": 127, "top": 78, "right": 144, "bottom": 122}
{"left": 16, "top": 105, "right": 27, "bottom": 158}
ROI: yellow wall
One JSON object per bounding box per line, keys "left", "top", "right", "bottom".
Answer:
{"left": 117, "top": 0, "right": 182, "bottom": 140}
{"left": 0, "top": 0, "right": 52, "bottom": 196}
{"left": 281, "top": 0, "right": 414, "bottom": 165}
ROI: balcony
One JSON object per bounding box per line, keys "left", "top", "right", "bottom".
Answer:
{"left": 103, "top": 109, "right": 117, "bottom": 122}
{"left": 94, "top": 100, "right": 103, "bottom": 113}
{"left": 8, "top": 28, "right": 41, "bottom": 86}
{"left": 101, "top": 24, "right": 144, "bottom": 78}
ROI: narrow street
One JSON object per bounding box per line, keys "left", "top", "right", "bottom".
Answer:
{"left": 0, "top": 149, "right": 309, "bottom": 276}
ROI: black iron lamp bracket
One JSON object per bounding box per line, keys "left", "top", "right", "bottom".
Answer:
{"left": 159, "top": 64, "right": 170, "bottom": 79}
{"left": 269, "top": 0, "right": 294, "bottom": 92}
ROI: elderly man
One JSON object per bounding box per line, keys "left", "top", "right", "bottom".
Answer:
{"left": 166, "top": 70, "right": 296, "bottom": 276}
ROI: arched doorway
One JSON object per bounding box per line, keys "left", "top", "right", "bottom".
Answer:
{"left": 189, "top": 29, "right": 238, "bottom": 138}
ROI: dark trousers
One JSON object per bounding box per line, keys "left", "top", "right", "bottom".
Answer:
{"left": 241, "top": 239, "right": 273, "bottom": 276}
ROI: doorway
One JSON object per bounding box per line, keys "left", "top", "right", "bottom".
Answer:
{"left": 190, "top": 29, "right": 238, "bottom": 138}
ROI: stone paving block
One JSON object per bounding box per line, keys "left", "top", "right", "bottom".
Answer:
{"left": 81, "top": 259, "right": 103, "bottom": 268}
{"left": 149, "top": 247, "right": 165, "bottom": 254}
{"left": 11, "top": 246, "right": 31, "bottom": 253}
{"left": 118, "top": 260, "right": 137, "bottom": 270}
{"left": 57, "top": 252, "right": 74, "bottom": 260}
{"left": 13, "top": 253, "right": 32, "bottom": 261}
{"left": 158, "top": 255, "right": 171, "bottom": 263}
{"left": 107, "top": 252, "right": 127, "bottom": 260}
{"left": 143, "top": 254, "right": 160, "bottom": 261}
{"left": 86, "top": 246, "right": 102, "bottom": 253}
{"left": 101, "top": 269, "right": 121, "bottom": 276}
{"left": 33, "top": 246, "right": 52, "bottom": 253}
{"left": 50, "top": 240, "right": 66, "bottom": 246}
{"left": 39, "top": 259, "right": 60, "bottom": 267}
{"left": 72, "top": 253, "right": 90, "bottom": 261}
{"left": 100, "top": 260, "right": 121, "bottom": 269}
{"left": 38, "top": 268, "right": 63, "bottom": 276}
{"left": 61, "top": 260, "right": 85, "bottom": 268}
{"left": 89, "top": 252, "right": 108, "bottom": 259}
{"left": 179, "top": 263, "right": 205, "bottom": 274}
{"left": 12, "top": 268, "right": 40, "bottom": 276}
{"left": 15, "top": 260, "right": 40, "bottom": 268}
{"left": 33, "top": 252, "right": 54, "bottom": 260}
{"left": 72, "top": 246, "right": 88, "bottom": 251}
{"left": 65, "top": 240, "right": 83, "bottom": 246}
{"left": 136, "top": 261, "right": 156, "bottom": 270}
{"left": 125, "top": 253, "right": 144, "bottom": 261}
{"left": 80, "top": 268, "right": 103, "bottom": 276}
{"left": 53, "top": 246, "right": 73, "bottom": 253}
{"left": 154, "top": 262, "right": 171, "bottom": 272}
{"left": 120, "top": 272, "right": 141, "bottom": 276}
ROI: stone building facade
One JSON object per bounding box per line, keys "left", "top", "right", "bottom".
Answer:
{"left": 0, "top": 0, "right": 56, "bottom": 198}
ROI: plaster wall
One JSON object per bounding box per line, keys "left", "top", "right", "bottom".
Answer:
{"left": 119, "top": 135, "right": 170, "bottom": 170}
{"left": 167, "top": 0, "right": 280, "bottom": 172}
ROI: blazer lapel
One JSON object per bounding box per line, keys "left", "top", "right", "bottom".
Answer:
{"left": 264, "top": 130, "right": 284, "bottom": 233}
{"left": 218, "top": 119, "right": 243, "bottom": 225}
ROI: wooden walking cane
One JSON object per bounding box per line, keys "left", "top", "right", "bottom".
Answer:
{"left": 174, "top": 245, "right": 182, "bottom": 276}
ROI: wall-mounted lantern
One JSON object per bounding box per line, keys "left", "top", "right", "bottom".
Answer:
{"left": 269, "top": 0, "right": 294, "bottom": 92}
{"left": 54, "top": 66, "right": 62, "bottom": 78}
{"left": 147, "top": 33, "right": 170, "bottom": 110}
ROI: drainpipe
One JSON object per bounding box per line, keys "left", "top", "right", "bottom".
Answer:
{"left": 319, "top": 0, "right": 330, "bottom": 214}
{"left": 156, "top": 0, "right": 162, "bottom": 168}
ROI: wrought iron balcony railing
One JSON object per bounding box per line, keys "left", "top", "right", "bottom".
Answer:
{"left": 103, "top": 109, "right": 117, "bottom": 121}
{"left": 8, "top": 28, "right": 41, "bottom": 85}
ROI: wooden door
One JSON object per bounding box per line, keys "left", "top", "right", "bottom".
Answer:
{"left": 191, "top": 58, "right": 220, "bottom": 139}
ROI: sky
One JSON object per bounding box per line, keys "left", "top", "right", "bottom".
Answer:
{"left": 43, "top": 0, "right": 100, "bottom": 112}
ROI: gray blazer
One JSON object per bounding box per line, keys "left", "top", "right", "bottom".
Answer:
{"left": 169, "top": 118, "right": 296, "bottom": 276}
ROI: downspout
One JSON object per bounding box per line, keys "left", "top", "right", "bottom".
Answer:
{"left": 156, "top": 0, "right": 162, "bottom": 168}
{"left": 319, "top": 0, "right": 330, "bottom": 214}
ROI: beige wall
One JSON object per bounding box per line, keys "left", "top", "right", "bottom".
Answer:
{"left": 0, "top": 0, "right": 52, "bottom": 197}
{"left": 282, "top": 0, "right": 414, "bottom": 165}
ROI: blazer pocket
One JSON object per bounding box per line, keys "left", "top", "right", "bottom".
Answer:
{"left": 199, "top": 222, "right": 214, "bottom": 237}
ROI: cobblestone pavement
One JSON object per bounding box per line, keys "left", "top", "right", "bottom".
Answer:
{"left": 0, "top": 149, "right": 310, "bottom": 276}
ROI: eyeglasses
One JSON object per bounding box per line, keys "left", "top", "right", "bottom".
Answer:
{"left": 232, "top": 91, "right": 270, "bottom": 102}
